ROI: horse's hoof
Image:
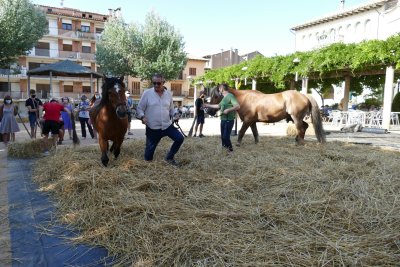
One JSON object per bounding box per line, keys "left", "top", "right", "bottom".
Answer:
{"left": 236, "top": 143, "right": 241, "bottom": 147}
{"left": 101, "top": 158, "right": 109, "bottom": 166}
{"left": 295, "top": 141, "right": 305, "bottom": 146}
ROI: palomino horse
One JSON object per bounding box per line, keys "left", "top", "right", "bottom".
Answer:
{"left": 207, "top": 87, "right": 326, "bottom": 145}
{"left": 90, "top": 76, "right": 128, "bottom": 166}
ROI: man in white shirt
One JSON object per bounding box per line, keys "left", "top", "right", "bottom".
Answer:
{"left": 136, "top": 73, "right": 184, "bottom": 166}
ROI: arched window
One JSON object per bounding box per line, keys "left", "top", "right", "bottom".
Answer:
{"left": 365, "top": 19, "right": 372, "bottom": 39}
{"left": 338, "top": 26, "right": 344, "bottom": 41}
{"left": 330, "top": 28, "right": 336, "bottom": 42}
{"left": 345, "top": 24, "right": 352, "bottom": 42}
{"left": 355, "top": 22, "right": 362, "bottom": 41}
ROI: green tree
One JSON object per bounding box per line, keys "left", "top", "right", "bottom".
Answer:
{"left": 0, "top": 0, "right": 48, "bottom": 68}
{"left": 96, "top": 11, "right": 187, "bottom": 80}
{"left": 95, "top": 17, "right": 134, "bottom": 76}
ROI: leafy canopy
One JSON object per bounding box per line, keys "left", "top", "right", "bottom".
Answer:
{"left": 96, "top": 11, "right": 187, "bottom": 81}
{"left": 0, "top": 0, "right": 48, "bottom": 68}
{"left": 197, "top": 34, "right": 400, "bottom": 93}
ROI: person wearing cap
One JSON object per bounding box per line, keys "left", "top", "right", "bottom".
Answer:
{"left": 193, "top": 89, "right": 206, "bottom": 137}
{"left": 42, "top": 98, "right": 70, "bottom": 155}
{"left": 136, "top": 73, "right": 184, "bottom": 167}
{"left": 77, "top": 94, "right": 94, "bottom": 139}
{"left": 126, "top": 91, "right": 134, "bottom": 135}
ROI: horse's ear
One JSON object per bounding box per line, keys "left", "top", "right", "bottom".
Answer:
{"left": 119, "top": 76, "right": 124, "bottom": 82}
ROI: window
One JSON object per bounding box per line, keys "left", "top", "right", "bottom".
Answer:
{"left": 35, "top": 42, "right": 50, "bottom": 56}
{"left": 0, "top": 82, "right": 8, "bottom": 92}
{"left": 365, "top": 20, "right": 372, "bottom": 39}
{"left": 82, "top": 46, "right": 91, "bottom": 53}
{"left": 64, "top": 85, "right": 73, "bottom": 92}
{"left": 132, "top": 81, "right": 140, "bottom": 95}
{"left": 81, "top": 25, "right": 90, "bottom": 32}
{"left": 189, "top": 68, "right": 196, "bottom": 76}
{"left": 62, "top": 23, "right": 72, "bottom": 30}
{"left": 82, "top": 86, "right": 91, "bottom": 93}
{"left": 63, "top": 44, "right": 72, "bottom": 51}
{"left": 95, "top": 28, "right": 104, "bottom": 34}
{"left": 36, "top": 84, "right": 50, "bottom": 98}
{"left": 29, "top": 62, "right": 43, "bottom": 70}
{"left": 171, "top": 83, "right": 182, "bottom": 96}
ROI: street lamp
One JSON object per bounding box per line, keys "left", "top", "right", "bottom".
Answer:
{"left": 293, "top": 57, "right": 300, "bottom": 81}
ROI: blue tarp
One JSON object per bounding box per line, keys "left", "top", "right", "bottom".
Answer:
{"left": 6, "top": 159, "right": 114, "bottom": 266}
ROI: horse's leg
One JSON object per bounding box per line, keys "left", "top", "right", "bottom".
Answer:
{"left": 293, "top": 118, "right": 309, "bottom": 145}
{"left": 99, "top": 136, "right": 109, "bottom": 166}
{"left": 250, "top": 122, "right": 259, "bottom": 144}
{"left": 113, "top": 138, "right": 123, "bottom": 159}
{"left": 237, "top": 121, "right": 251, "bottom": 146}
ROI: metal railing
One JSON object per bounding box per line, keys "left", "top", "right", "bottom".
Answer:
{"left": 29, "top": 48, "right": 95, "bottom": 61}
{"left": 55, "top": 28, "right": 97, "bottom": 40}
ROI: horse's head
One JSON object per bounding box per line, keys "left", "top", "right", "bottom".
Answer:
{"left": 101, "top": 76, "right": 127, "bottom": 119}
{"left": 206, "top": 85, "right": 223, "bottom": 116}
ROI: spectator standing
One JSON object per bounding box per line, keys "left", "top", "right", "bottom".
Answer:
{"left": 126, "top": 91, "right": 134, "bottom": 135}
{"left": 89, "top": 92, "right": 101, "bottom": 139}
{"left": 42, "top": 98, "right": 70, "bottom": 154}
{"left": 136, "top": 73, "right": 184, "bottom": 166}
{"left": 60, "top": 97, "right": 74, "bottom": 140}
{"left": 25, "top": 89, "right": 43, "bottom": 138}
{"left": 204, "top": 83, "right": 240, "bottom": 152}
{"left": 77, "top": 95, "right": 94, "bottom": 139}
{"left": 193, "top": 89, "right": 206, "bottom": 137}
{"left": 0, "top": 95, "right": 20, "bottom": 144}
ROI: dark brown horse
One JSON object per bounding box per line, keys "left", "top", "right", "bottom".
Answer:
{"left": 207, "top": 87, "right": 326, "bottom": 145}
{"left": 90, "top": 76, "right": 128, "bottom": 166}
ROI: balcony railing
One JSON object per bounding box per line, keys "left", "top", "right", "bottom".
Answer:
{"left": 34, "top": 48, "right": 50, "bottom": 57}
{"left": 56, "top": 28, "right": 97, "bottom": 40}
{"left": 28, "top": 48, "right": 95, "bottom": 61}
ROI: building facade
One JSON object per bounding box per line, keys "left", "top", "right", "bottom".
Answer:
{"left": 0, "top": 5, "right": 109, "bottom": 100}
{"left": 291, "top": 0, "right": 400, "bottom": 106}
{"left": 127, "top": 55, "right": 208, "bottom": 108}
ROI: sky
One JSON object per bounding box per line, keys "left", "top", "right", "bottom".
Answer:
{"left": 31, "top": 0, "right": 368, "bottom": 57}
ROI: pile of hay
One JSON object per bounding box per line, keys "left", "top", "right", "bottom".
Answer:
{"left": 8, "top": 138, "right": 56, "bottom": 158}
{"left": 32, "top": 137, "right": 400, "bottom": 266}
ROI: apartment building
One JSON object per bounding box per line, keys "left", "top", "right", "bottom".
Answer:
{"left": 0, "top": 5, "right": 109, "bottom": 100}
{"left": 127, "top": 55, "right": 208, "bottom": 108}
{"left": 203, "top": 49, "right": 263, "bottom": 70}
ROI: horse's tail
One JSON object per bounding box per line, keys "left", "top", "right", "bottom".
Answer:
{"left": 70, "top": 111, "right": 80, "bottom": 145}
{"left": 306, "top": 95, "right": 326, "bottom": 143}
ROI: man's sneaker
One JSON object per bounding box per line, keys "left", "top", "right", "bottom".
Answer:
{"left": 199, "top": 134, "right": 205, "bottom": 138}
{"left": 128, "top": 132, "right": 134, "bottom": 135}
{"left": 43, "top": 151, "right": 50, "bottom": 156}
{"left": 165, "top": 158, "right": 180, "bottom": 167}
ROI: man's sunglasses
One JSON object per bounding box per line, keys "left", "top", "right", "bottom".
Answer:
{"left": 153, "top": 82, "right": 162, "bottom": 86}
